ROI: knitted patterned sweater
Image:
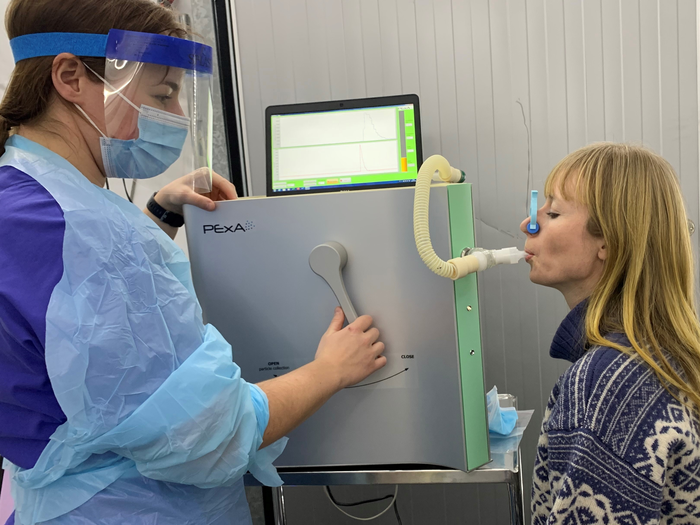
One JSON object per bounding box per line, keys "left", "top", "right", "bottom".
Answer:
{"left": 531, "top": 301, "right": 700, "bottom": 524}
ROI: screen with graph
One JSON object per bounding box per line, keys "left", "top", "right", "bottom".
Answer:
{"left": 266, "top": 96, "right": 421, "bottom": 195}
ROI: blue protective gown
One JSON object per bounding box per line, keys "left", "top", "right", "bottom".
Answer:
{"left": 0, "top": 135, "right": 286, "bottom": 524}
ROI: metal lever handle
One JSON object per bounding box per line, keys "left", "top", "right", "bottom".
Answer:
{"left": 309, "top": 242, "right": 358, "bottom": 323}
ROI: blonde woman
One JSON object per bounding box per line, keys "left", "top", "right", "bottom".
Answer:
{"left": 521, "top": 143, "right": 700, "bottom": 524}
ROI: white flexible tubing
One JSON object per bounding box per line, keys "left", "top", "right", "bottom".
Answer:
{"left": 414, "top": 155, "right": 477, "bottom": 280}
{"left": 324, "top": 485, "right": 399, "bottom": 521}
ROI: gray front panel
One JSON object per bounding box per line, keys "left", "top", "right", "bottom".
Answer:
{"left": 185, "top": 187, "right": 467, "bottom": 470}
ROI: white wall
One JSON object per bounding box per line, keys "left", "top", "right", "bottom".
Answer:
{"left": 231, "top": 1, "right": 700, "bottom": 524}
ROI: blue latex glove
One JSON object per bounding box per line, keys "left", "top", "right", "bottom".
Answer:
{"left": 486, "top": 386, "right": 518, "bottom": 435}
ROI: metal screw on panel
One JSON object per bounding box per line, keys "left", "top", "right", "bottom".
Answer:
{"left": 467, "top": 306, "right": 472, "bottom": 311}
{"left": 470, "top": 350, "right": 475, "bottom": 356}
{"left": 689, "top": 219, "right": 696, "bottom": 236}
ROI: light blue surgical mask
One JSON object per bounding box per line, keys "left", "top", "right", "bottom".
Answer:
{"left": 74, "top": 66, "right": 191, "bottom": 180}
{"left": 486, "top": 385, "right": 518, "bottom": 436}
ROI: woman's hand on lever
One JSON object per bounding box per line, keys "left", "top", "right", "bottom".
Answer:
{"left": 257, "top": 307, "right": 386, "bottom": 448}
{"left": 314, "top": 308, "right": 386, "bottom": 389}
{"left": 144, "top": 169, "right": 238, "bottom": 238}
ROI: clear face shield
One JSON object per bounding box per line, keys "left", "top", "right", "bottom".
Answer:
{"left": 96, "top": 30, "right": 214, "bottom": 193}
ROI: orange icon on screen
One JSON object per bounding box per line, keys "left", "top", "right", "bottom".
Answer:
{"left": 327, "top": 179, "right": 339, "bottom": 185}
{"left": 401, "top": 158, "right": 408, "bottom": 172}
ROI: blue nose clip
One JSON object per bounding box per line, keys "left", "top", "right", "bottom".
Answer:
{"left": 527, "top": 190, "right": 540, "bottom": 234}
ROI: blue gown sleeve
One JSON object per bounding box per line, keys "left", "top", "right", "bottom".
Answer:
{"left": 83, "top": 325, "right": 286, "bottom": 488}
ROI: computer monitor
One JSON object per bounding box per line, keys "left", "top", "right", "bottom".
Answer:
{"left": 266, "top": 94, "right": 422, "bottom": 196}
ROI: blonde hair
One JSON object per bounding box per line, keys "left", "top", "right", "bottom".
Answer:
{"left": 545, "top": 142, "right": 700, "bottom": 411}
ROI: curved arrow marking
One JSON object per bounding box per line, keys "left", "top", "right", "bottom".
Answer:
{"left": 346, "top": 368, "right": 409, "bottom": 389}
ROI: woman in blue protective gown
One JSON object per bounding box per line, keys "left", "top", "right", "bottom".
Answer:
{"left": 0, "top": 1, "right": 386, "bottom": 524}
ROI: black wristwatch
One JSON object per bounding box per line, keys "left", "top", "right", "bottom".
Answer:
{"left": 147, "top": 192, "right": 185, "bottom": 228}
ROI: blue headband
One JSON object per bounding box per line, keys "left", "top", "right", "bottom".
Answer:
{"left": 10, "top": 33, "right": 107, "bottom": 62}
{"left": 10, "top": 29, "right": 213, "bottom": 74}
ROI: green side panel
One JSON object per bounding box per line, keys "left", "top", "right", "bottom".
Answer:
{"left": 447, "top": 183, "right": 490, "bottom": 470}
